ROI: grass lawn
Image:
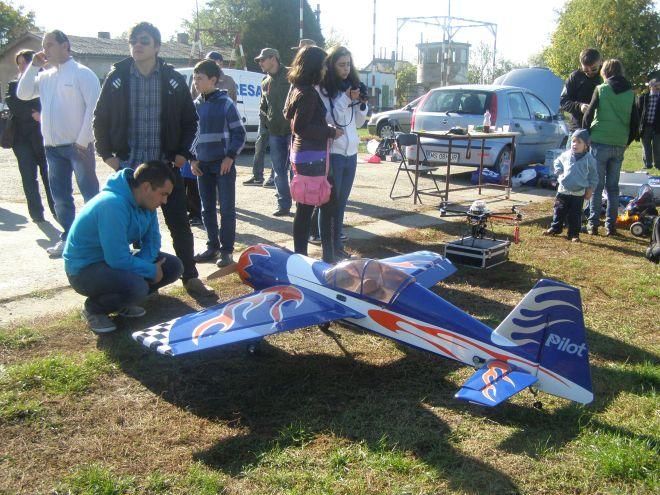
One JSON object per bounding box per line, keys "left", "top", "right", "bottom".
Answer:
{"left": 1, "top": 202, "right": 658, "bottom": 494}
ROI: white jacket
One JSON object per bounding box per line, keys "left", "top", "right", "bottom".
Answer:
{"left": 17, "top": 58, "right": 100, "bottom": 147}
{"left": 317, "top": 89, "right": 368, "bottom": 156}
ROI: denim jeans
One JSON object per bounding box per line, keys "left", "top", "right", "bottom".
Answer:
{"left": 269, "top": 134, "right": 292, "bottom": 210}
{"left": 197, "top": 162, "right": 236, "bottom": 253}
{"left": 122, "top": 159, "right": 198, "bottom": 281}
{"left": 327, "top": 153, "right": 356, "bottom": 248}
{"left": 252, "top": 124, "right": 273, "bottom": 181}
{"left": 588, "top": 143, "right": 625, "bottom": 230}
{"left": 45, "top": 143, "right": 99, "bottom": 238}
{"left": 12, "top": 136, "right": 55, "bottom": 220}
{"left": 68, "top": 252, "right": 183, "bottom": 314}
{"left": 641, "top": 127, "right": 660, "bottom": 169}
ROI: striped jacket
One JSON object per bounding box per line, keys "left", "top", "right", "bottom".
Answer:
{"left": 192, "top": 89, "right": 246, "bottom": 162}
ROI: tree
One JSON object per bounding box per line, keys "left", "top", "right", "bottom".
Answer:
{"left": 467, "top": 42, "right": 522, "bottom": 84}
{"left": 323, "top": 27, "right": 348, "bottom": 51}
{"left": 183, "top": 0, "right": 324, "bottom": 71}
{"left": 527, "top": 50, "right": 548, "bottom": 68}
{"left": 545, "top": 0, "right": 660, "bottom": 87}
{"left": 0, "top": 1, "right": 36, "bottom": 49}
{"left": 395, "top": 64, "right": 417, "bottom": 106}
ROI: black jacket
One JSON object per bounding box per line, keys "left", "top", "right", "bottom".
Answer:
{"left": 637, "top": 92, "right": 660, "bottom": 135}
{"left": 5, "top": 79, "right": 41, "bottom": 140}
{"left": 93, "top": 57, "right": 198, "bottom": 162}
{"left": 560, "top": 69, "right": 602, "bottom": 130}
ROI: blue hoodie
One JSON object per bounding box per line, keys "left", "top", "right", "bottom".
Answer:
{"left": 63, "top": 169, "right": 160, "bottom": 279}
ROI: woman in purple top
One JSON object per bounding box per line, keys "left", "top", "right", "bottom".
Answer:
{"left": 283, "top": 46, "right": 344, "bottom": 263}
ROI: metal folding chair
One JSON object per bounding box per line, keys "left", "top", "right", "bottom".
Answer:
{"left": 389, "top": 128, "right": 442, "bottom": 202}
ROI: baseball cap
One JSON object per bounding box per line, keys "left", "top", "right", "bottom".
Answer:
{"left": 206, "top": 51, "right": 223, "bottom": 62}
{"left": 254, "top": 48, "right": 279, "bottom": 61}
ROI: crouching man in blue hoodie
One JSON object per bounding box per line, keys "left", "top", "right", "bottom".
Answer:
{"left": 63, "top": 161, "right": 184, "bottom": 333}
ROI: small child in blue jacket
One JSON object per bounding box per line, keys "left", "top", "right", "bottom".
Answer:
{"left": 190, "top": 59, "right": 246, "bottom": 267}
{"left": 543, "top": 129, "right": 599, "bottom": 242}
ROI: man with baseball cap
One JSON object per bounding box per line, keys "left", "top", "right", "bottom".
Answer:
{"left": 201, "top": 51, "right": 237, "bottom": 103}
{"left": 254, "top": 48, "right": 292, "bottom": 216}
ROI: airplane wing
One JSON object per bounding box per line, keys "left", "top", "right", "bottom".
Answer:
{"left": 454, "top": 360, "right": 538, "bottom": 407}
{"left": 132, "top": 284, "right": 364, "bottom": 357}
{"left": 380, "top": 251, "right": 456, "bottom": 288}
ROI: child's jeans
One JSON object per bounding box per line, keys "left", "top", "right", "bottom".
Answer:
{"left": 197, "top": 161, "right": 236, "bottom": 253}
{"left": 550, "top": 193, "right": 584, "bottom": 238}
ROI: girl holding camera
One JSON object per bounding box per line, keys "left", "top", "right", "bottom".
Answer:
{"left": 284, "top": 45, "right": 344, "bottom": 263}
{"left": 318, "top": 46, "right": 369, "bottom": 260}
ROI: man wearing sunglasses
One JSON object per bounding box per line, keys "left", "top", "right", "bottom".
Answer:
{"left": 93, "top": 22, "right": 214, "bottom": 298}
{"left": 560, "top": 48, "right": 603, "bottom": 131}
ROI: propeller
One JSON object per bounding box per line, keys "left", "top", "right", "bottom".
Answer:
{"left": 206, "top": 262, "right": 238, "bottom": 280}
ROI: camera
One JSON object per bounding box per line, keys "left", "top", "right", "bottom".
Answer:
{"left": 352, "top": 82, "right": 369, "bottom": 110}
{"left": 339, "top": 80, "right": 368, "bottom": 110}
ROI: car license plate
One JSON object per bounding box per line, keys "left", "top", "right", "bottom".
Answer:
{"left": 427, "top": 151, "right": 459, "bottom": 162}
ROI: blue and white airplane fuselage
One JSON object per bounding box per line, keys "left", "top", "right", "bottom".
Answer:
{"left": 133, "top": 245, "right": 593, "bottom": 407}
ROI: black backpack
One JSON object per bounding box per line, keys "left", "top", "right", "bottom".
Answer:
{"left": 646, "top": 216, "right": 660, "bottom": 264}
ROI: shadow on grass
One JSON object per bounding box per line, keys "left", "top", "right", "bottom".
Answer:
{"left": 101, "top": 328, "right": 520, "bottom": 494}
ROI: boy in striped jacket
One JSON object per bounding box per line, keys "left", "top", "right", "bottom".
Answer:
{"left": 190, "top": 59, "right": 246, "bottom": 267}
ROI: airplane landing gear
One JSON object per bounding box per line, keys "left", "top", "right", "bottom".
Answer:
{"left": 246, "top": 341, "right": 261, "bottom": 356}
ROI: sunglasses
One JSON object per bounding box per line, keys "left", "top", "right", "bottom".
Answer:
{"left": 582, "top": 65, "right": 600, "bottom": 74}
{"left": 129, "top": 36, "right": 152, "bottom": 46}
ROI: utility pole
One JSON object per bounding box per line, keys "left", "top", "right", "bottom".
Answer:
{"left": 372, "top": 0, "right": 377, "bottom": 108}
{"left": 299, "top": 0, "right": 304, "bottom": 42}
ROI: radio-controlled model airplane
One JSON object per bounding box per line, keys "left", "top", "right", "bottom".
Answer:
{"left": 133, "top": 244, "right": 593, "bottom": 407}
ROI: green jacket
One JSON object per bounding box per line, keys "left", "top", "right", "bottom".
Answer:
{"left": 585, "top": 76, "right": 637, "bottom": 147}
{"left": 259, "top": 65, "right": 291, "bottom": 136}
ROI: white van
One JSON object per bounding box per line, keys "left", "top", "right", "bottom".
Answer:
{"left": 176, "top": 67, "right": 265, "bottom": 143}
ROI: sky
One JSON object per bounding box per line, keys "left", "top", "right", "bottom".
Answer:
{"left": 8, "top": 0, "right": 658, "bottom": 68}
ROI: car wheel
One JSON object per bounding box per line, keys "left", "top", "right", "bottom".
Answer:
{"left": 493, "top": 146, "right": 512, "bottom": 175}
{"left": 377, "top": 121, "right": 394, "bottom": 139}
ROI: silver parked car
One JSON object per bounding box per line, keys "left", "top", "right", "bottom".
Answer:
{"left": 409, "top": 84, "right": 569, "bottom": 173}
{"left": 367, "top": 95, "right": 424, "bottom": 137}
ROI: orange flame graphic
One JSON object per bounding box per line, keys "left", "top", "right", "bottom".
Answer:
{"left": 192, "top": 285, "right": 303, "bottom": 345}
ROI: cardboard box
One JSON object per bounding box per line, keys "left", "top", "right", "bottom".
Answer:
{"left": 443, "top": 237, "right": 510, "bottom": 269}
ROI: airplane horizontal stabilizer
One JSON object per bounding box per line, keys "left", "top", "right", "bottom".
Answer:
{"left": 132, "top": 284, "right": 363, "bottom": 356}
{"left": 454, "top": 360, "right": 538, "bottom": 407}
{"left": 380, "top": 251, "right": 456, "bottom": 288}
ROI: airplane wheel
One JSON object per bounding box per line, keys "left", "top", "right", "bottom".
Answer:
{"left": 533, "top": 401, "right": 543, "bottom": 410}
{"left": 630, "top": 222, "right": 645, "bottom": 237}
{"left": 246, "top": 342, "right": 261, "bottom": 356}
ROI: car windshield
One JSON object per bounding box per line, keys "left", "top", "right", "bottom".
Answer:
{"left": 324, "top": 259, "right": 414, "bottom": 304}
{"left": 420, "top": 90, "right": 490, "bottom": 114}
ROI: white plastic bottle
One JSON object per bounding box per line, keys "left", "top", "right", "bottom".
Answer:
{"left": 483, "top": 110, "right": 491, "bottom": 133}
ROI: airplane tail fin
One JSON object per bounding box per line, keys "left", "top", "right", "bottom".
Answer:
{"left": 490, "top": 279, "right": 593, "bottom": 404}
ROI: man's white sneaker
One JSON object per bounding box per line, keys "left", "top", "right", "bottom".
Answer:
{"left": 117, "top": 306, "right": 146, "bottom": 318}
{"left": 81, "top": 308, "right": 117, "bottom": 334}
{"left": 46, "top": 240, "right": 65, "bottom": 258}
